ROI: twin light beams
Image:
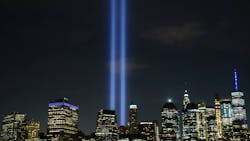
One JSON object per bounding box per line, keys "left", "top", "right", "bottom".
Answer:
{"left": 109, "top": 0, "right": 127, "bottom": 125}
{"left": 108, "top": 0, "right": 239, "bottom": 126}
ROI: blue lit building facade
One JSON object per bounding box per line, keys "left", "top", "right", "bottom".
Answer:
{"left": 231, "top": 70, "right": 248, "bottom": 129}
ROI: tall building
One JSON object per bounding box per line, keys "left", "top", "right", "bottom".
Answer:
{"left": 183, "top": 89, "right": 190, "bottom": 110}
{"left": 161, "top": 99, "right": 179, "bottom": 141}
{"left": 1, "top": 112, "right": 26, "bottom": 141}
{"left": 25, "top": 119, "right": 40, "bottom": 141}
{"left": 182, "top": 103, "right": 198, "bottom": 141}
{"left": 214, "top": 96, "right": 223, "bottom": 139}
{"left": 128, "top": 104, "right": 138, "bottom": 134}
{"left": 95, "top": 109, "right": 118, "bottom": 141}
{"left": 220, "top": 99, "right": 233, "bottom": 140}
{"left": 139, "top": 121, "right": 159, "bottom": 141}
{"left": 231, "top": 69, "right": 248, "bottom": 129}
{"left": 47, "top": 97, "right": 79, "bottom": 141}
{"left": 206, "top": 107, "right": 218, "bottom": 141}
{"left": 221, "top": 99, "right": 233, "bottom": 127}
{"left": 197, "top": 102, "right": 207, "bottom": 141}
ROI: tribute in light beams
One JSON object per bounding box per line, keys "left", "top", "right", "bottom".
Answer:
{"left": 109, "top": 0, "right": 117, "bottom": 111}
{"left": 120, "top": 0, "right": 127, "bottom": 126}
{"left": 109, "top": 0, "right": 128, "bottom": 125}
{"left": 234, "top": 69, "right": 239, "bottom": 91}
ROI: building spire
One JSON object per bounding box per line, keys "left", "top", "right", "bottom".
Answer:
{"left": 183, "top": 86, "right": 190, "bottom": 110}
{"left": 184, "top": 82, "right": 189, "bottom": 97}
{"left": 234, "top": 69, "right": 239, "bottom": 91}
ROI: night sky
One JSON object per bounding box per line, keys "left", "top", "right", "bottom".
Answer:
{"left": 1, "top": 0, "right": 250, "bottom": 134}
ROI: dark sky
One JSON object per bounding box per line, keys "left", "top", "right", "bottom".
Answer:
{"left": 1, "top": 0, "right": 250, "bottom": 134}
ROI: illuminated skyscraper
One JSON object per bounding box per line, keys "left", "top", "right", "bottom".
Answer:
{"left": 128, "top": 104, "right": 138, "bottom": 134}
{"left": 18, "top": 119, "right": 40, "bottom": 141}
{"left": 182, "top": 103, "right": 198, "bottom": 141}
{"left": 139, "top": 121, "right": 159, "bottom": 141}
{"left": 220, "top": 99, "right": 233, "bottom": 140}
{"left": 221, "top": 99, "right": 233, "bottom": 126}
{"left": 214, "top": 96, "right": 223, "bottom": 139}
{"left": 183, "top": 89, "right": 190, "bottom": 110}
{"left": 206, "top": 107, "right": 218, "bottom": 141}
{"left": 26, "top": 119, "right": 40, "bottom": 141}
{"left": 161, "top": 99, "right": 179, "bottom": 141}
{"left": 197, "top": 102, "right": 207, "bottom": 141}
{"left": 231, "top": 69, "right": 248, "bottom": 129}
{"left": 47, "top": 97, "right": 79, "bottom": 141}
{"left": 1, "top": 112, "right": 26, "bottom": 141}
{"left": 95, "top": 109, "right": 118, "bottom": 141}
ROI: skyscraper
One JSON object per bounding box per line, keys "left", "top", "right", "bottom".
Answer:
{"left": 47, "top": 97, "right": 79, "bottom": 141}
{"left": 95, "top": 109, "right": 118, "bottom": 141}
{"left": 214, "top": 96, "right": 223, "bottom": 139}
{"left": 183, "top": 89, "right": 190, "bottom": 110}
{"left": 161, "top": 99, "right": 179, "bottom": 141}
{"left": 1, "top": 112, "right": 26, "bottom": 141}
{"left": 206, "top": 107, "right": 218, "bottom": 141}
{"left": 139, "top": 121, "right": 159, "bottom": 141}
{"left": 221, "top": 99, "right": 233, "bottom": 126}
{"left": 128, "top": 104, "right": 138, "bottom": 134}
{"left": 182, "top": 103, "right": 198, "bottom": 141}
{"left": 26, "top": 119, "right": 40, "bottom": 141}
{"left": 231, "top": 69, "right": 248, "bottom": 129}
{"left": 197, "top": 102, "right": 207, "bottom": 141}
{"left": 220, "top": 98, "right": 233, "bottom": 140}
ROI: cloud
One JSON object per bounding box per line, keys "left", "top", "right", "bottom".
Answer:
{"left": 141, "top": 23, "right": 205, "bottom": 45}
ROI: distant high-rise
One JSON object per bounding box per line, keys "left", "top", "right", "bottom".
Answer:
{"left": 47, "top": 97, "right": 79, "bottom": 141}
{"left": 197, "top": 103, "right": 207, "bottom": 141}
{"left": 139, "top": 121, "right": 159, "bottom": 141}
{"left": 95, "top": 109, "right": 118, "bottom": 141}
{"left": 206, "top": 107, "right": 218, "bottom": 141}
{"left": 161, "top": 99, "right": 179, "bottom": 141}
{"left": 183, "top": 89, "right": 190, "bottom": 110}
{"left": 25, "top": 119, "right": 40, "bottom": 140}
{"left": 1, "top": 112, "right": 26, "bottom": 141}
{"left": 182, "top": 103, "right": 198, "bottom": 141}
{"left": 221, "top": 99, "right": 233, "bottom": 126}
{"left": 128, "top": 104, "right": 138, "bottom": 134}
{"left": 214, "top": 96, "right": 223, "bottom": 139}
{"left": 220, "top": 98, "right": 233, "bottom": 140}
{"left": 231, "top": 69, "right": 248, "bottom": 129}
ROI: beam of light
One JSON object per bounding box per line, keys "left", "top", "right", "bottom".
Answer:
{"left": 234, "top": 69, "right": 239, "bottom": 91}
{"left": 120, "top": 0, "right": 127, "bottom": 125}
{"left": 109, "top": 0, "right": 117, "bottom": 110}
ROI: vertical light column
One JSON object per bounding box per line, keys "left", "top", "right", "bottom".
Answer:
{"left": 120, "top": 0, "right": 127, "bottom": 125}
{"left": 109, "top": 0, "right": 117, "bottom": 110}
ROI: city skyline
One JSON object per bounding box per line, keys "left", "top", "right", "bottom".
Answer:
{"left": 0, "top": 69, "right": 248, "bottom": 135}
{"left": 1, "top": 0, "right": 250, "bottom": 135}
